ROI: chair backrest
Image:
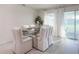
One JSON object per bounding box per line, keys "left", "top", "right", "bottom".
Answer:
{"left": 37, "top": 25, "right": 50, "bottom": 51}
{"left": 42, "top": 25, "right": 53, "bottom": 45}
{"left": 39, "top": 25, "right": 49, "bottom": 41}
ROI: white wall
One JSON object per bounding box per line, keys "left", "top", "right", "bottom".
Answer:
{"left": 0, "top": 4, "right": 37, "bottom": 53}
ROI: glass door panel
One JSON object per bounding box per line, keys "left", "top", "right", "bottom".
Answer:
{"left": 64, "top": 11, "right": 75, "bottom": 39}
{"left": 76, "top": 11, "right": 79, "bottom": 40}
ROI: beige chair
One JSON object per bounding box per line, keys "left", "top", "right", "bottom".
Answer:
{"left": 33, "top": 25, "right": 53, "bottom": 51}
{"left": 13, "top": 27, "right": 32, "bottom": 54}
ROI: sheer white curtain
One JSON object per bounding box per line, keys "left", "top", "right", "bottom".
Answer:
{"left": 43, "top": 9, "right": 65, "bottom": 38}
{"left": 44, "top": 13, "right": 55, "bottom": 26}
{"left": 56, "top": 8, "right": 66, "bottom": 38}
{"left": 43, "top": 12, "right": 57, "bottom": 37}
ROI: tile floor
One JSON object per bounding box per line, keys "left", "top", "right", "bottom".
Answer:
{"left": 27, "top": 38, "right": 79, "bottom": 54}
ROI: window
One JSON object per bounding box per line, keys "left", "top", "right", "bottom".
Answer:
{"left": 44, "top": 13, "right": 55, "bottom": 26}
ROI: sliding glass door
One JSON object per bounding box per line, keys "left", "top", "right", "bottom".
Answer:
{"left": 76, "top": 11, "right": 79, "bottom": 40}
{"left": 64, "top": 11, "right": 75, "bottom": 39}
{"left": 64, "top": 10, "right": 79, "bottom": 40}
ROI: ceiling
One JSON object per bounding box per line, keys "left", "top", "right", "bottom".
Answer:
{"left": 26, "top": 4, "right": 73, "bottom": 10}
